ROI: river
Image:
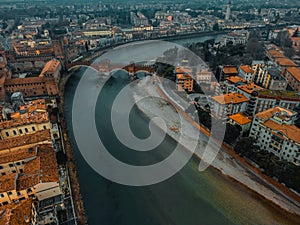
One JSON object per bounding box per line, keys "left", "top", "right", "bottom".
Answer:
{"left": 63, "top": 34, "right": 299, "bottom": 225}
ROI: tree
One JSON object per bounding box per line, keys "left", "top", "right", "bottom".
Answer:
{"left": 213, "top": 23, "right": 219, "bottom": 31}
{"left": 234, "top": 137, "right": 259, "bottom": 157}
{"left": 224, "top": 123, "right": 242, "bottom": 145}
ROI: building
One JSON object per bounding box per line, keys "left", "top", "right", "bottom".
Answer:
{"left": 39, "top": 59, "right": 62, "bottom": 84}
{"left": 284, "top": 67, "right": 300, "bottom": 92}
{"left": 225, "top": 1, "right": 231, "bottom": 21}
{"left": 196, "top": 69, "right": 212, "bottom": 84}
{"left": 256, "top": 66, "right": 288, "bottom": 91}
{"left": 0, "top": 99, "right": 60, "bottom": 141}
{"left": 176, "top": 67, "right": 194, "bottom": 92}
{"left": 0, "top": 50, "right": 11, "bottom": 102}
{"left": 229, "top": 113, "right": 252, "bottom": 132}
{"left": 0, "top": 144, "right": 60, "bottom": 206}
{"left": 246, "top": 90, "right": 300, "bottom": 116}
{"left": 238, "top": 65, "right": 255, "bottom": 82}
{"left": 224, "top": 76, "right": 247, "bottom": 93}
{"left": 291, "top": 37, "right": 300, "bottom": 52}
{"left": 211, "top": 92, "right": 249, "bottom": 119}
{"left": 218, "top": 65, "right": 238, "bottom": 81}
{"left": 0, "top": 199, "right": 32, "bottom": 225}
{"left": 250, "top": 107, "right": 300, "bottom": 165}
{"left": 220, "top": 30, "right": 249, "bottom": 47}
{"left": 274, "top": 57, "right": 297, "bottom": 72}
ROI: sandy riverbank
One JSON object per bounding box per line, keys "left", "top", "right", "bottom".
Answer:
{"left": 130, "top": 76, "right": 300, "bottom": 217}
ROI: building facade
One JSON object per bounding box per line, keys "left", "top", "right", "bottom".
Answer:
{"left": 250, "top": 107, "right": 300, "bottom": 165}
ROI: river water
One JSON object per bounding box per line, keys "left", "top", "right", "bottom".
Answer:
{"left": 63, "top": 35, "right": 299, "bottom": 225}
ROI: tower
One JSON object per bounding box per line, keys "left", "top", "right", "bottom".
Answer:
{"left": 225, "top": 1, "right": 231, "bottom": 21}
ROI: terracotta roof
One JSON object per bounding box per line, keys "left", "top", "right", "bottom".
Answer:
{"left": 286, "top": 67, "right": 300, "bottom": 83}
{"left": 212, "top": 92, "right": 249, "bottom": 105}
{"left": 0, "top": 174, "right": 17, "bottom": 192}
{"left": 268, "top": 49, "right": 284, "bottom": 58}
{"left": 257, "top": 89, "right": 300, "bottom": 101}
{"left": 0, "top": 146, "right": 37, "bottom": 165}
{"left": 275, "top": 57, "right": 297, "bottom": 67}
{"left": 0, "top": 113, "right": 49, "bottom": 130}
{"left": 39, "top": 59, "right": 61, "bottom": 77}
{"left": 263, "top": 120, "right": 300, "bottom": 144}
{"left": 226, "top": 76, "right": 247, "bottom": 84}
{"left": 177, "top": 73, "right": 193, "bottom": 80}
{"left": 223, "top": 66, "right": 238, "bottom": 75}
{"left": 255, "top": 107, "right": 295, "bottom": 120}
{"left": 0, "top": 130, "right": 51, "bottom": 151}
{"left": 237, "top": 82, "right": 264, "bottom": 94}
{"left": 239, "top": 65, "right": 254, "bottom": 74}
{"left": 176, "top": 66, "right": 192, "bottom": 74}
{"left": 229, "top": 113, "right": 252, "bottom": 125}
{"left": 5, "top": 77, "right": 55, "bottom": 86}
{"left": 0, "top": 199, "right": 32, "bottom": 225}
{"left": 17, "top": 144, "right": 59, "bottom": 191}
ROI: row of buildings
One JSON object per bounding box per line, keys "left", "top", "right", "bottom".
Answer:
{"left": 174, "top": 28, "right": 300, "bottom": 166}
{"left": 0, "top": 96, "right": 76, "bottom": 224}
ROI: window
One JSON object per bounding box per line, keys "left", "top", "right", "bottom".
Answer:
{"left": 19, "top": 129, "right": 23, "bottom": 134}
{"left": 25, "top": 128, "right": 28, "bottom": 133}
{"left": 13, "top": 130, "right": 17, "bottom": 135}
{"left": 0, "top": 166, "right": 3, "bottom": 170}
{"left": 32, "top": 126, "right": 36, "bottom": 131}
{"left": 16, "top": 162, "right": 21, "bottom": 166}
{"left": 0, "top": 194, "right": 4, "bottom": 198}
{"left": 5, "top": 132, "right": 9, "bottom": 137}
{"left": 43, "top": 125, "right": 47, "bottom": 130}
{"left": 7, "top": 192, "right": 12, "bottom": 196}
{"left": 9, "top": 164, "right": 14, "bottom": 168}
{"left": 17, "top": 191, "right": 22, "bottom": 196}
{"left": 1, "top": 173, "right": 5, "bottom": 176}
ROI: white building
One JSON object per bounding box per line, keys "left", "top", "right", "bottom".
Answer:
{"left": 238, "top": 65, "right": 255, "bottom": 82}
{"left": 211, "top": 92, "right": 249, "bottom": 120}
{"left": 250, "top": 107, "right": 300, "bottom": 165}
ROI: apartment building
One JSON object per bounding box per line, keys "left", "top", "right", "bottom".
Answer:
{"left": 246, "top": 90, "right": 300, "bottom": 116}
{"left": 284, "top": 67, "right": 300, "bottom": 92}
{"left": 250, "top": 107, "right": 300, "bottom": 165}
{"left": 238, "top": 65, "right": 255, "bottom": 82}
{"left": 176, "top": 67, "right": 194, "bottom": 92}
{"left": 211, "top": 92, "right": 249, "bottom": 120}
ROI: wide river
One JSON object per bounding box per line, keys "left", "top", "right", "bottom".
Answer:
{"left": 63, "top": 35, "right": 299, "bottom": 225}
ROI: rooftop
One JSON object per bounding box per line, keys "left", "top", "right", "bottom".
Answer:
{"left": 212, "top": 92, "right": 249, "bottom": 105}
{"left": 176, "top": 66, "right": 192, "bottom": 75}
{"left": 263, "top": 120, "right": 300, "bottom": 144}
{"left": 223, "top": 66, "right": 238, "bottom": 75}
{"left": 238, "top": 82, "right": 264, "bottom": 94}
{"left": 0, "top": 130, "right": 51, "bottom": 151}
{"left": 268, "top": 49, "right": 285, "bottom": 58}
{"left": 0, "top": 199, "right": 32, "bottom": 225}
{"left": 275, "top": 57, "right": 297, "bottom": 67}
{"left": 229, "top": 113, "right": 252, "bottom": 125}
{"left": 239, "top": 65, "right": 254, "bottom": 74}
{"left": 0, "top": 146, "right": 37, "bottom": 165}
{"left": 0, "top": 112, "right": 49, "bottom": 130}
{"left": 257, "top": 90, "right": 300, "bottom": 101}
{"left": 255, "top": 107, "right": 296, "bottom": 120}
{"left": 0, "top": 173, "right": 17, "bottom": 193}
{"left": 226, "top": 76, "right": 247, "bottom": 84}
{"left": 286, "top": 67, "right": 300, "bottom": 83}
{"left": 17, "top": 144, "right": 59, "bottom": 191}
{"left": 39, "top": 59, "right": 61, "bottom": 77}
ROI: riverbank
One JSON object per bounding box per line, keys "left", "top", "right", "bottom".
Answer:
{"left": 57, "top": 70, "right": 88, "bottom": 225}
{"left": 131, "top": 76, "right": 300, "bottom": 218}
